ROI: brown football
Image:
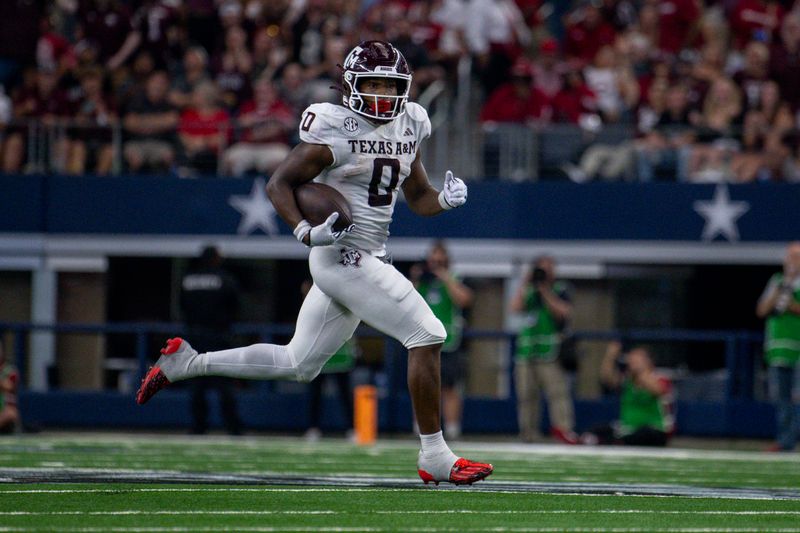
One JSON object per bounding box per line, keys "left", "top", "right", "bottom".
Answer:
{"left": 294, "top": 182, "right": 354, "bottom": 232}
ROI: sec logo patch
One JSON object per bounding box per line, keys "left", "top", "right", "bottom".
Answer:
{"left": 342, "top": 117, "right": 359, "bottom": 134}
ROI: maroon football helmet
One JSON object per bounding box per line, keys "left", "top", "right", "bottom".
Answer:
{"left": 341, "top": 41, "right": 412, "bottom": 121}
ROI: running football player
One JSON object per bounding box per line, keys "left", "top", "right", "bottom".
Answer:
{"left": 137, "top": 41, "right": 493, "bottom": 485}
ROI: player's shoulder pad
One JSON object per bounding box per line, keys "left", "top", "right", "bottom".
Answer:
{"left": 299, "top": 103, "right": 345, "bottom": 144}
{"left": 405, "top": 102, "right": 429, "bottom": 122}
{"left": 301, "top": 102, "right": 343, "bottom": 128}
{"left": 405, "top": 102, "right": 431, "bottom": 139}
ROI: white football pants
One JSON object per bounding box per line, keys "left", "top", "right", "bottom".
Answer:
{"left": 179, "top": 246, "right": 446, "bottom": 383}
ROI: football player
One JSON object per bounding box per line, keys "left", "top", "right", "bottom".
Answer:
{"left": 137, "top": 41, "right": 492, "bottom": 485}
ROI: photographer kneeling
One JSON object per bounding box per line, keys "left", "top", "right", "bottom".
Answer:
{"left": 580, "top": 341, "right": 674, "bottom": 447}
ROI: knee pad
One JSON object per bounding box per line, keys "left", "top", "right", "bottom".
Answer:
{"left": 287, "top": 345, "right": 326, "bottom": 383}
{"left": 404, "top": 314, "right": 446, "bottom": 349}
{"left": 295, "top": 364, "right": 323, "bottom": 383}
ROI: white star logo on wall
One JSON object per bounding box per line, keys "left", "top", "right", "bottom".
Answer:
{"left": 228, "top": 178, "right": 279, "bottom": 235}
{"left": 693, "top": 184, "right": 750, "bottom": 242}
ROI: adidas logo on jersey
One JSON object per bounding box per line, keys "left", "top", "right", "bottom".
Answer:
{"left": 403, "top": 128, "right": 414, "bottom": 136}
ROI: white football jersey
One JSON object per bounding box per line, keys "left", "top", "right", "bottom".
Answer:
{"left": 298, "top": 101, "right": 432, "bottom": 252}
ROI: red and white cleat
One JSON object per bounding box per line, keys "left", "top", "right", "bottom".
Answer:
{"left": 135, "top": 337, "right": 192, "bottom": 405}
{"left": 418, "top": 457, "right": 494, "bottom": 486}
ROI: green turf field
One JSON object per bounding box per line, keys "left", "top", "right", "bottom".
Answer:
{"left": 1, "top": 433, "right": 800, "bottom": 532}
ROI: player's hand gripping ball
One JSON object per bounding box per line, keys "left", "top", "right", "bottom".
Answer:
{"left": 438, "top": 170, "right": 467, "bottom": 210}
{"left": 293, "top": 182, "right": 355, "bottom": 246}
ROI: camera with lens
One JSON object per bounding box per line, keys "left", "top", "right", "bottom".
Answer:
{"left": 615, "top": 355, "right": 628, "bottom": 373}
{"left": 419, "top": 265, "right": 436, "bottom": 284}
{"left": 531, "top": 266, "right": 547, "bottom": 285}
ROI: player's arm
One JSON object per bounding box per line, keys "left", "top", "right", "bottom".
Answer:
{"left": 265, "top": 142, "right": 334, "bottom": 246}
{"left": 402, "top": 152, "right": 467, "bottom": 216}
{"left": 402, "top": 152, "right": 444, "bottom": 216}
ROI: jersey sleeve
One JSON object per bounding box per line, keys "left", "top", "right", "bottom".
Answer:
{"left": 298, "top": 104, "right": 343, "bottom": 166}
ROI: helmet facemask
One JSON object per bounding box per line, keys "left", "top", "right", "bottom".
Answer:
{"left": 343, "top": 70, "right": 411, "bottom": 121}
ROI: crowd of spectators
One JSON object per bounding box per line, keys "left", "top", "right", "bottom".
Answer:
{"left": 0, "top": 0, "right": 799, "bottom": 182}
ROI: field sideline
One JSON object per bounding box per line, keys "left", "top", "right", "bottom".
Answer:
{"left": 1, "top": 432, "right": 799, "bottom": 532}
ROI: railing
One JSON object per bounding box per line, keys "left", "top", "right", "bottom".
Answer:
{"left": 0, "top": 321, "right": 773, "bottom": 435}
{"left": 0, "top": 321, "right": 764, "bottom": 401}
{"left": 7, "top": 118, "right": 639, "bottom": 181}
{"left": 12, "top": 117, "right": 762, "bottom": 184}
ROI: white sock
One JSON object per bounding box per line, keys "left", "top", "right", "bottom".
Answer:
{"left": 418, "top": 430, "right": 458, "bottom": 479}
{"left": 167, "top": 343, "right": 298, "bottom": 381}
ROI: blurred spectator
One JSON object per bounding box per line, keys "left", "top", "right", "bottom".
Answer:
{"left": 563, "top": 2, "right": 617, "bottom": 66}
{"left": 177, "top": 81, "right": 231, "bottom": 177}
{"left": 111, "top": 50, "right": 157, "bottom": 114}
{"left": 36, "top": 15, "right": 77, "bottom": 77}
{"left": 180, "top": 245, "right": 242, "bottom": 435}
{"left": 76, "top": 0, "right": 135, "bottom": 69}
{"left": 410, "top": 241, "right": 474, "bottom": 441}
{"left": 304, "top": 36, "right": 349, "bottom": 105}
{"left": 423, "top": 0, "right": 469, "bottom": 82}
{"left": 300, "top": 279, "right": 356, "bottom": 442}
{"left": 50, "top": 0, "right": 80, "bottom": 43}
{"left": 657, "top": 0, "right": 702, "bottom": 56}
{"left": 583, "top": 45, "right": 640, "bottom": 123}
{"left": 635, "top": 82, "right": 696, "bottom": 181}
{"left": 388, "top": 18, "right": 444, "bottom": 96}
{"left": 685, "top": 76, "right": 743, "bottom": 182}
{"left": 730, "top": 80, "right": 793, "bottom": 182}
{"left": 619, "top": 2, "right": 660, "bottom": 76}
{"left": 480, "top": 60, "right": 550, "bottom": 124}
{"left": 532, "top": 38, "right": 566, "bottom": 100}
{"left": 480, "top": 59, "right": 550, "bottom": 180}
{"left": 126, "top": 1, "right": 180, "bottom": 69}
{"left": 464, "top": 0, "right": 531, "bottom": 95}
{"left": 5, "top": 69, "right": 72, "bottom": 174}
{"left": 223, "top": 77, "right": 293, "bottom": 177}
{"left": 756, "top": 241, "right": 800, "bottom": 452}
{"left": 551, "top": 67, "right": 597, "bottom": 124}
{"left": 123, "top": 70, "right": 179, "bottom": 174}
{"left": 769, "top": 12, "right": 800, "bottom": 112}
{"left": 0, "top": 340, "right": 20, "bottom": 434}
{"left": 251, "top": 26, "right": 290, "bottom": 82}
{"left": 510, "top": 256, "right": 578, "bottom": 444}
{"left": 170, "top": 46, "right": 212, "bottom": 110}
{"left": 579, "top": 341, "right": 674, "bottom": 446}
{"left": 734, "top": 40, "right": 771, "bottom": 110}
{"left": 213, "top": 25, "right": 254, "bottom": 111}
{"left": 278, "top": 62, "right": 313, "bottom": 117}
{"left": 687, "top": 40, "right": 728, "bottom": 108}
{"left": 67, "top": 66, "right": 117, "bottom": 175}
{"left": 289, "top": 0, "right": 340, "bottom": 69}
{"left": 731, "top": 0, "right": 784, "bottom": 50}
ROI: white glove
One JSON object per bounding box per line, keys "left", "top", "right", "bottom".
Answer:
{"left": 438, "top": 170, "right": 467, "bottom": 210}
{"left": 293, "top": 213, "right": 354, "bottom": 247}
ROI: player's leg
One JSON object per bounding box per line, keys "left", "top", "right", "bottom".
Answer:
{"left": 408, "top": 343, "right": 442, "bottom": 436}
{"left": 310, "top": 247, "right": 492, "bottom": 484}
{"left": 136, "top": 284, "right": 359, "bottom": 404}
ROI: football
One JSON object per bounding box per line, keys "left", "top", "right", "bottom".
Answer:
{"left": 294, "top": 182, "right": 354, "bottom": 232}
